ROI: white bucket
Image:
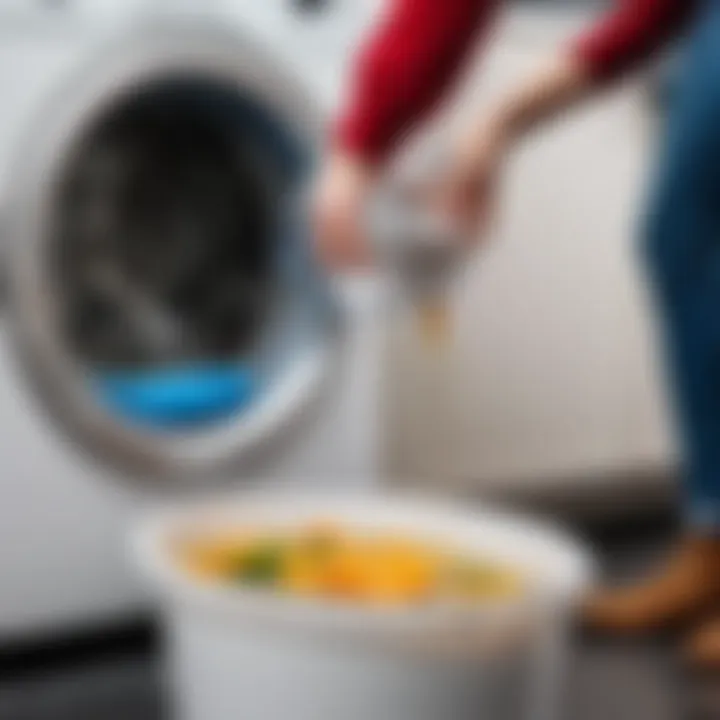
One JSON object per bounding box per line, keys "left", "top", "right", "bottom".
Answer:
{"left": 132, "top": 492, "right": 594, "bottom": 720}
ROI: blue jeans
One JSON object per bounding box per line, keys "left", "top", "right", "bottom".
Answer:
{"left": 644, "top": 0, "right": 720, "bottom": 529}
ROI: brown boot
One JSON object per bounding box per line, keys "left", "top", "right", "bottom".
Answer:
{"left": 685, "top": 618, "right": 720, "bottom": 670}
{"left": 583, "top": 536, "right": 720, "bottom": 636}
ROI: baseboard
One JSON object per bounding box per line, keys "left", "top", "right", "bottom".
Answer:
{"left": 0, "top": 616, "right": 157, "bottom": 680}
{"left": 390, "top": 465, "right": 679, "bottom": 524}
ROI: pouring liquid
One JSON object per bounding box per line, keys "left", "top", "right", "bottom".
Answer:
{"left": 417, "top": 295, "right": 453, "bottom": 349}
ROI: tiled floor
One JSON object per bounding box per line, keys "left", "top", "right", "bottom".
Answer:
{"left": 0, "top": 660, "right": 165, "bottom": 720}
{"left": 1, "top": 517, "right": 717, "bottom": 720}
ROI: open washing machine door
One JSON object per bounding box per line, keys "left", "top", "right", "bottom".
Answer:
{"left": 3, "top": 16, "right": 345, "bottom": 483}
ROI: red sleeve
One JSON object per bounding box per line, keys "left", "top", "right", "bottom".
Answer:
{"left": 573, "top": 0, "right": 699, "bottom": 82}
{"left": 335, "top": 0, "right": 499, "bottom": 164}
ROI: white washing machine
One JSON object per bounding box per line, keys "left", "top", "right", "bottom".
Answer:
{"left": 0, "top": 0, "right": 383, "bottom": 641}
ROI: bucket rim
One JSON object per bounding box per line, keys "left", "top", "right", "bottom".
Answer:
{"left": 130, "top": 490, "right": 596, "bottom": 642}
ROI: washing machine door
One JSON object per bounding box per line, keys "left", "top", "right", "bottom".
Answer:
{"left": 3, "top": 17, "right": 343, "bottom": 482}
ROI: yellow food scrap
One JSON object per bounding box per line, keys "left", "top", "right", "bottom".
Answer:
{"left": 176, "top": 531, "right": 252, "bottom": 579}
{"left": 442, "top": 559, "right": 523, "bottom": 601}
{"left": 281, "top": 550, "right": 325, "bottom": 596}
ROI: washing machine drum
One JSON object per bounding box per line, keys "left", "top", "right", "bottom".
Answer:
{"left": 5, "top": 21, "right": 342, "bottom": 481}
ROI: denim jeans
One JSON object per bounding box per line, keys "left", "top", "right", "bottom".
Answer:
{"left": 643, "top": 0, "right": 720, "bottom": 529}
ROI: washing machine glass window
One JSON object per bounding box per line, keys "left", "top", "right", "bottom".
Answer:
{"left": 54, "top": 77, "right": 295, "bottom": 428}
{"left": 6, "top": 23, "right": 343, "bottom": 481}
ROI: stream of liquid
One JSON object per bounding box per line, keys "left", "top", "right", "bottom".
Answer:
{"left": 417, "top": 296, "right": 453, "bottom": 349}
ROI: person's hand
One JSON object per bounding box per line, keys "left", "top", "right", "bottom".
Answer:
{"left": 312, "top": 152, "right": 376, "bottom": 271}
{"left": 433, "top": 118, "right": 511, "bottom": 241}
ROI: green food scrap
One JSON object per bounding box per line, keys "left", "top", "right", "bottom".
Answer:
{"left": 234, "top": 542, "right": 285, "bottom": 586}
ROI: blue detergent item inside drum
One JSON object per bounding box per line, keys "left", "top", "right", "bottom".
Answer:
{"left": 94, "top": 363, "right": 257, "bottom": 430}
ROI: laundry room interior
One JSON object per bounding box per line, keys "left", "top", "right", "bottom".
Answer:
{"left": 0, "top": 1, "right": 712, "bottom": 719}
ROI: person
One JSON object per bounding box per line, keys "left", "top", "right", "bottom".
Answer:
{"left": 312, "top": 0, "right": 720, "bottom": 668}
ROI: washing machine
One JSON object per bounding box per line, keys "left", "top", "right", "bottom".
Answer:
{"left": 0, "top": 0, "right": 383, "bottom": 641}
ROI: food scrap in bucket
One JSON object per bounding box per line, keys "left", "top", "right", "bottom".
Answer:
{"left": 175, "top": 522, "right": 523, "bottom": 607}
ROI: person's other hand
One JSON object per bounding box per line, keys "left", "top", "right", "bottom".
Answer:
{"left": 312, "top": 152, "right": 375, "bottom": 271}
{"left": 433, "top": 119, "right": 510, "bottom": 241}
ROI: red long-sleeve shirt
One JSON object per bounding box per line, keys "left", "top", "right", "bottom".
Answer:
{"left": 336, "top": 0, "right": 699, "bottom": 163}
